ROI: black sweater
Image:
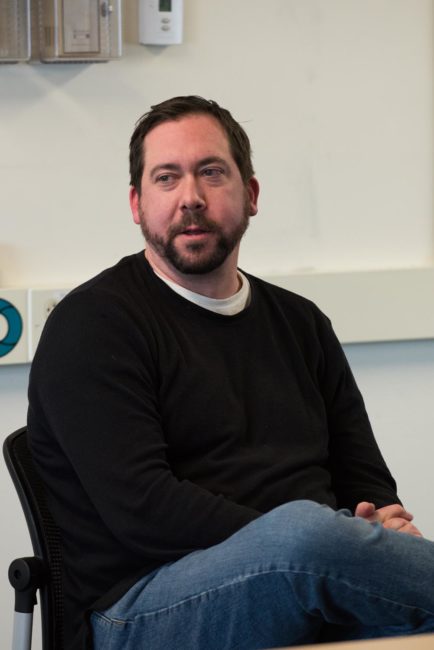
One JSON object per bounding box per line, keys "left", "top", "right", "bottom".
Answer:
{"left": 28, "top": 252, "right": 399, "bottom": 649}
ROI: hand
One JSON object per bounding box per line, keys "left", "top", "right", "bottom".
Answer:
{"left": 355, "top": 501, "right": 423, "bottom": 537}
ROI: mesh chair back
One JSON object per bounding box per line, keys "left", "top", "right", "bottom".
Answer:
{"left": 4, "top": 427, "right": 64, "bottom": 650}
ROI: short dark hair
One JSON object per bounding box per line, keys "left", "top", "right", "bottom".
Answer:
{"left": 129, "top": 95, "right": 255, "bottom": 193}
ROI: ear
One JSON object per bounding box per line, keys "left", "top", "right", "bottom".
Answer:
{"left": 246, "top": 177, "right": 260, "bottom": 216}
{"left": 129, "top": 186, "right": 141, "bottom": 225}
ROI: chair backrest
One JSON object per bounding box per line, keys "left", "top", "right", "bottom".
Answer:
{"left": 3, "top": 427, "right": 64, "bottom": 650}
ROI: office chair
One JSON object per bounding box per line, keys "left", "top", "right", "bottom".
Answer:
{"left": 4, "top": 426, "right": 64, "bottom": 650}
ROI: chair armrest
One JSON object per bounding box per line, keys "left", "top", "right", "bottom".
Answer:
{"left": 8, "top": 557, "right": 47, "bottom": 614}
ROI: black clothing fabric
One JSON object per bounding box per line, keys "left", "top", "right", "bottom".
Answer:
{"left": 28, "top": 252, "right": 399, "bottom": 649}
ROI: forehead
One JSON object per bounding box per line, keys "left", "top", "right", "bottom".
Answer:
{"left": 142, "top": 114, "right": 234, "bottom": 167}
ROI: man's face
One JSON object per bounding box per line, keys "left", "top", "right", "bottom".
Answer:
{"left": 130, "top": 114, "right": 259, "bottom": 277}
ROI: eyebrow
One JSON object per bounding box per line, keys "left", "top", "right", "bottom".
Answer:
{"left": 148, "top": 156, "right": 231, "bottom": 179}
{"left": 149, "top": 163, "right": 181, "bottom": 178}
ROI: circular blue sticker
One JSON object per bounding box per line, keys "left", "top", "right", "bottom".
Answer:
{"left": 0, "top": 298, "right": 23, "bottom": 358}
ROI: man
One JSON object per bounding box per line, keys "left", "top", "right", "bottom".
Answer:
{"left": 28, "top": 96, "right": 434, "bottom": 650}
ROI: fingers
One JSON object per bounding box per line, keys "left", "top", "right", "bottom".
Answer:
{"left": 376, "top": 504, "right": 414, "bottom": 523}
{"left": 383, "top": 518, "right": 423, "bottom": 538}
{"left": 354, "top": 502, "right": 422, "bottom": 537}
{"left": 357, "top": 503, "right": 413, "bottom": 524}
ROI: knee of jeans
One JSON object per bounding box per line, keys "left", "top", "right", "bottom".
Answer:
{"left": 259, "top": 500, "right": 347, "bottom": 565}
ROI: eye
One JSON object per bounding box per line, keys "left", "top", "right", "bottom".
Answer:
{"left": 156, "top": 173, "right": 174, "bottom": 183}
{"left": 201, "top": 167, "right": 224, "bottom": 179}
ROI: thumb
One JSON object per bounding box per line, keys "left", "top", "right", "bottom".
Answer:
{"left": 355, "top": 501, "right": 376, "bottom": 519}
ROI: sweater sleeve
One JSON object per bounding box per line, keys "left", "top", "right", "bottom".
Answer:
{"left": 29, "top": 290, "right": 260, "bottom": 563}
{"left": 314, "top": 309, "right": 401, "bottom": 512}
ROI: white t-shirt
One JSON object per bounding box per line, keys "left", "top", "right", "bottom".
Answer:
{"left": 152, "top": 268, "right": 251, "bottom": 316}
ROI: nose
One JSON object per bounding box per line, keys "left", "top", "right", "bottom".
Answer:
{"left": 180, "top": 175, "right": 206, "bottom": 212}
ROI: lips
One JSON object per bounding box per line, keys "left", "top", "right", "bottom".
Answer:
{"left": 171, "top": 211, "right": 218, "bottom": 239}
{"left": 180, "top": 227, "right": 210, "bottom": 236}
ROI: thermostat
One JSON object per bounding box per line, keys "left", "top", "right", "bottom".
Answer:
{"left": 139, "top": 0, "right": 183, "bottom": 46}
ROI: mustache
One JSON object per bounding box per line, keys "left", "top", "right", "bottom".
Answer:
{"left": 169, "top": 211, "right": 219, "bottom": 237}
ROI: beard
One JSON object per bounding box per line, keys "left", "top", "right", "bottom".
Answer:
{"left": 138, "top": 202, "right": 250, "bottom": 275}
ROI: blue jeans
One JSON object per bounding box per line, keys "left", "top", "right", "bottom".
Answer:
{"left": 91, "top": 501, "right": 434, "bottom": 649}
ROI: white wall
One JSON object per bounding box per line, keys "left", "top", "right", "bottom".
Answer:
{"left": 1, "top": 2, "right": 433, "bottom": 648}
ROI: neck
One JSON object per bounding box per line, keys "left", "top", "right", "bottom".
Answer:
{"left": 144, "top": 248, "right": 241, "bottom": 299}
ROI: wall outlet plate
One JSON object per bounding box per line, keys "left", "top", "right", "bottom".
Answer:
{"left": 0, "top": 289, "right": 28, "bottom": 365}
{"left": 29, "top": 288, "right": 70, "bottom": 359}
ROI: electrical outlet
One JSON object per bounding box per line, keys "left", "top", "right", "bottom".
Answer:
{"left": 29, "top": 288, "right": 70, "bottom": 359}
{"left": 0, "top": 289, "right": 29, "bottom": 365}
